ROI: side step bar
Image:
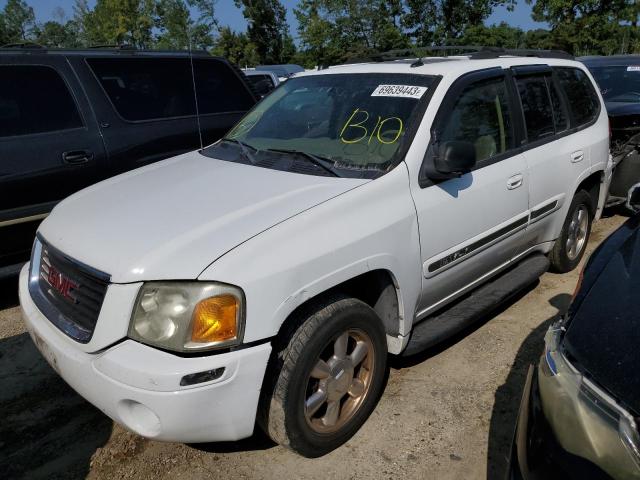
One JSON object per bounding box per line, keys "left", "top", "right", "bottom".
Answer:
{"left": 401, "top": 254, "right": 550, "bottom": 357}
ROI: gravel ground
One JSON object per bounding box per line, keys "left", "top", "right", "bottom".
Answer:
{"left": 0, "top": 214, "right": 626, "bottom": 480}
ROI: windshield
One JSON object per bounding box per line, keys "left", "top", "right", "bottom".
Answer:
{"left": 201, "top": 73, "right": 435, "bottom": 178}
{"left": 588, "top": 65, "right": 640, "bottom": 103}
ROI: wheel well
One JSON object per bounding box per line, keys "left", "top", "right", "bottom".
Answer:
{"left": 275, "top": 270, "right": 402, "bottom": 343}
{"left": 576, "top": 172, "right": 603, "bottom": 214}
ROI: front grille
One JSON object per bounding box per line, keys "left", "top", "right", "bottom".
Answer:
{"left": 29, "top": 236, "right": 110, "bottom": 343}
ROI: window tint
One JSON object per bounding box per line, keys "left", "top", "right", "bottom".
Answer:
{"left": 547, "top": 76, "right": 569, "bottom": 132}
{"left": 88, "top": 58, "right": 196, "bottom": 121}
{"left": 439, "top": 77, "right": 514, "bottom": 163}
{"left": 556, "top": 68, "right": 600, "bottom": 126}
{"left": 516, "top": 75, "right": 554, "bottom": 142}
{"left": 0, "top": 65, "right": 82, "bottom": 138}
{"left": 193, "top": 59, "right": 256, "bottom": 114}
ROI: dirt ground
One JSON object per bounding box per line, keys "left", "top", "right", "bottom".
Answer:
{"left": 0, "top": 214, "right": 626, "bottom": 480}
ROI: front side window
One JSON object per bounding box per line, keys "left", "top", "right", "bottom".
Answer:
{"left": 202, "top": 73, "right": 436, "bottom": 177}
{"left": 516, "top": 75, "right": 555, "bottom": 142}
{"left": 0, "top": 65, "right": 82, "bottom": 138}
{"left": 88, "top": 57, "right": 196, "bottom": 121}
{"left": 438, "top": 77, "right": 514, "bottom": 163}
{"left": 556, "top": 67, "right": 600, "bottom": 126}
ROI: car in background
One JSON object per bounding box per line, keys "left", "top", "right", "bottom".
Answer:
{"left": 255, "top": 63, "right": 304, "bottom": 81}
{"left": 581, "top": 55, "right": 640, "bottom": 206}
{"left": 242, "top": 69, "right": 279, "bottom": 97}
{"left": 509, "top": 184, "right": 640, "bottom": 480}
{"left": 0, "top": 46, "right": 257, "bottom": 278}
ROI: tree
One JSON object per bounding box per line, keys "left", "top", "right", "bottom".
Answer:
{"left": 154, "top": 0, "right": 191, "bottom": 49}
{"left": 2, "top": 0, "right": 36, "bottom": 43}
{"left": 211, "top": 25, "right": 259, "bottom": 66}
{"left": 402, "top": 0, "right": 517, "bottom": 46}
{"left": 295, "top": 0, "right": 408, "bottom": 67}
{"left": 527, "top": 0, "right": 640, "bottom": 55}
{"left": 80, "top": 0, "right": 156, "bottom": 48}
{"left": 234, "top": 0, "right": 293, "bottom": 64}
{"left": 455, "top": 22, "right": 524, "bottom": 48}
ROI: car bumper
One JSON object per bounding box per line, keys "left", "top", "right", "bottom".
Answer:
{"left": 19, "top": 264, "right": 272, "bottom": 443}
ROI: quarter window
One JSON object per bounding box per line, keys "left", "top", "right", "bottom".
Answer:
{"left": 516, "top": 75, "right": 554, "bottom": 142}
{"left": 438, "top": 77, "right": 514, "bottom": 163}
{"left": 556, "top": 68, "right": 600, "bottom": 126}
{"left": 0, "top": 65, "right": 82, "bottom": 138}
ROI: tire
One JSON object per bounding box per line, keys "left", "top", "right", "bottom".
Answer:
{"left": 549, "top": 190, "right": 593, "bottom": 273}
{"left": 259, "top": 294, "right": 387, "bottom": 457}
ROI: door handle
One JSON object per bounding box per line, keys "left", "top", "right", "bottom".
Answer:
{"left": 62, "top": 150, "right": 93, "bottom": 165}
{"left": 507, "top": 174, "right": 524, "bottom": 190}
{"left": 571, "top": 151, "right": 584, "bottom": 163}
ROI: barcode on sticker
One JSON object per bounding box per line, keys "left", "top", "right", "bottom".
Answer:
{"left": 371, "top": 85, "right": 427, "bottom": 99}
{"left": 627, "top": 66, "right": 640, "bottom": 72}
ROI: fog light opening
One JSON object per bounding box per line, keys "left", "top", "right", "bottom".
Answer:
{"left": 180, "top": 367, "right": 225, "bottom": 386}
{"left": 117, "top": 400, "right": 162, "bottom": 437}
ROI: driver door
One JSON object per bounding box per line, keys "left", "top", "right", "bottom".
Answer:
{"left": 410, "top": 69, "right": 531, "bottom": 318}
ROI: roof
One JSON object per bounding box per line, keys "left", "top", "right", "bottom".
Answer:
{"left": 0, "top": 46, "right": 213, "bottom": 58}
{"left": 579, "top": 54, "right": 640, "bottom": 66}
{"left": 295, "top": 55, "right": 588, "bottom": 81}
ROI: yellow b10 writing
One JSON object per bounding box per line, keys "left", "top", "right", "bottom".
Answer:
{"left": 339, "top": 109, "right": 404, "bottom": 145}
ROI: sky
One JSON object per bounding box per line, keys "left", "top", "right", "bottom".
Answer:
{"left": 8, "top": 0, "right": 548, "bottom": 39}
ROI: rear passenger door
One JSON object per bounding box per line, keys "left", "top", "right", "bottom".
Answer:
{"left": 412, "top": 69, "right": 531, "bottom": 317}
{"left": 513, "top": 66, "right": 601, "bottom": 250}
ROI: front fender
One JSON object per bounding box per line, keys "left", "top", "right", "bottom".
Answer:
{"left": 198, "top": 164, "right": 422, "bottom": 354}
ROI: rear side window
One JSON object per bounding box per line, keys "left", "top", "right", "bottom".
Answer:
{"left": 193, "top": 59, "right": 256, "bottom": 114}
{"left": 556, "top": 68, "right": 600, "bottom": 126}
{"left": 438, "top": 77, "right": 514, "bottom": 163}
{"left": 88, "top": 58, "right": 196, "bottom": 121}
{"left": 0, "top": 65, "right": 82, "bottom": 138}
{"left": 516, "top": 75, "right": 555, "bottom": 142}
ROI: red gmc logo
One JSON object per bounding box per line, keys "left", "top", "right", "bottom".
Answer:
{"left": 47, "top": 266, "right": 78, "bottom": 303}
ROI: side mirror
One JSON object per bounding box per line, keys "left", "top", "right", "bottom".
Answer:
{"left": 422, "top": 140, "right": 476, "bottom": 181}
{"left": 627, "top": 183, "right": 640, "bottom": 213}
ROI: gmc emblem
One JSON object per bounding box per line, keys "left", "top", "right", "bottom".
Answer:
{"left": 47, "top": 265, "right": 78, "bottom": 303}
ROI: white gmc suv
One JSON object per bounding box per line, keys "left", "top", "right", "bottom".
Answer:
{"left": 20, "top": 50, "right": 611, "bottom": 457}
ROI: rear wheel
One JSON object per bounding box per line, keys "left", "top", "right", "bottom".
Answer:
{"left": 259, "top": 295, "right": 387, "bottom": 457}
{"left": 549, "top": 190, "right": 593, "bottom": 273}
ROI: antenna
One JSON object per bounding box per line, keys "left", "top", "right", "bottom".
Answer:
{"left": 188, "top": 34, "right": 204, "bottom": 150}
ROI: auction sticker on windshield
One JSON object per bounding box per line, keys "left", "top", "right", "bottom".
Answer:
{"left": 627, "top": 66, "right": 640, "bottom": 72}
{"left": 371, "top": 85, "right": 427, "bottom": 99}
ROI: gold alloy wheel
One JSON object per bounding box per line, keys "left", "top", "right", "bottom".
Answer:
{"left": 304, "top": 328, "right": 375, "bottom": 434}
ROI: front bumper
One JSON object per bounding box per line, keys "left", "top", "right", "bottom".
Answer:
{"left": 19, "top": 264, "right": 272, "bottom": 443}
{"left": 509, "top": 360, "right": 640, "bottom": 480}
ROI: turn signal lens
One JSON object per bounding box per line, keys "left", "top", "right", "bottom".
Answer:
{"left": 191, "top": 295, "right": 239, "bottom": 343}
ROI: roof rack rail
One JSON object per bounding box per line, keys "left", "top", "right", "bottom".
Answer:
{"left": 88, "top": 44, "right": 137, "bottom": 50}
{"left": 469, "top": 47, "right": 574, "bottom": 60}
{"left": 340, "top": 45, "right": 574, "bottom": 66}
{"left": 1, "top": 42, "right": 44, "bottom": 49}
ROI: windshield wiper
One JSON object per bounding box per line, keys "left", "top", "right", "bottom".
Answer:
{"left": 220, "top": 138, "right": 258, "bottom": 165}
{"left": 265, "top": 148, "right": 342, "bottom": 177}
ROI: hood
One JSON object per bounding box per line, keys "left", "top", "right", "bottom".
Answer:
{"left": 605, "top": 101, "right": 640, "bottom": 117}
{"left": 563, "top": 214, "right": 640, "bottom": 416}
{"left": 39, "top": 151, "right": 367, "bottom": 283}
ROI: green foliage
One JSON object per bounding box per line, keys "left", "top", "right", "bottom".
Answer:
{"left": 80, "top": 0, "right": 156, "bottom": 48}
{"left": 234, "top": 0, "right": 294, "bottom": 64}
{"left": 211, "top": 25, "right": 260, "bottom": 67}
{"left": 295, "top": 0, "right": 409, "bottom": 67}
{"left": 1, "top": 0, "right": 36, "bottom": 43}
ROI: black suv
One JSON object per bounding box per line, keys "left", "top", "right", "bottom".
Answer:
{"left": 0, "top": 47, "right": 257, "bottom": 277}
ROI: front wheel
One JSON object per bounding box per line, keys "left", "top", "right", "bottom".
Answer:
{"left": 259, "top": 295, "right": 387, "bottom": 457}
{"left": 549, "top": 190, "right": 593, "bottom": 273}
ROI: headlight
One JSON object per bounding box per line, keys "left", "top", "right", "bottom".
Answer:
{"left": 129, "top": 282, "right": 245, "bottom": 352}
